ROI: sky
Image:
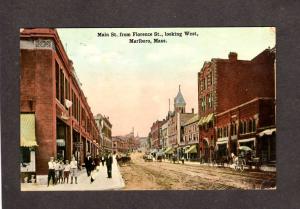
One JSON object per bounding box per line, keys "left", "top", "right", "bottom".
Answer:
{"left": 57, "top": 27, "right": 275, "bottom": 137}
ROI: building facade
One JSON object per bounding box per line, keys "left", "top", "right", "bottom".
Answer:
{"left": 112, "top": 136, "right": 129, "bottom": 154}
{"left": 20, "top": 28, "right": 100, "bottom": 183}
{"left": 198, "top": 49, "right": 275, "bottom": 162}
{"left": 165, "top": 86, "right": 195, "bottom": 157}
{"left": 150, "top": 120, "right": 163, "bottom": 149}
{"left": 182, "top": 114, "right": 200, "bottom": 160}
{"left": 94, "top": 113, "right": 112, "bottom": 154}
{"left": 216, "top": 98, "right": 276, "bottom": 163}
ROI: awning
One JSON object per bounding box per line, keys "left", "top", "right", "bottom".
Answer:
{"left": 258, "top": 128, "right": 276, "bottom": 137}
{"left": 204, "top": 113, "right": 214, "bottom": 124}
{"left": 198, "top": 113, "right": 214, "bottom": 125}
{"left": 198, "top": 117, "right": 205, "bottom": 125}
{"left": 20, "top": 114, "right": 38, "bottom": 147}
{"left": 164, "top": 147, "right": 174, "bottom": 154}
{"left": 216, "top": 138, "right": 228, "bottom": 145}
{"left": 185, "top": 145, "right": 197, "bottom": 154}
{"left": 56, "top": 139, "right": 66, "bottom": 147}
{"left": 238, "top": 138, "right": 255, "bottom": 143}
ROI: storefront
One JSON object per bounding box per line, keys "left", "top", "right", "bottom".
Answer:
{"left": 257, "top": 128, "right": 276, "bottom": 163}
{"left": 216, "top": 138, "right": 228, "bottom": 159}
{"left": 184, "top": 144, "right": 198, "bottom": 160}
{"left": 20, "top": 114, "right": 38, "bottom": 183}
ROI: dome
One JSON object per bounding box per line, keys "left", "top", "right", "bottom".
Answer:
{"left": 174, "top": 85, "right": 186, "bottom": 107}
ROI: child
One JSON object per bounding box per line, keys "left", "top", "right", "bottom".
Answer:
{"left": 58, "top": 160, "right": 64, "bottom": 184}
{"left": 70, "top": 156, "right": 78, "bottom": 184}
{"left": 63, "top": 160, "right": 71, "bottom": 184}
{"left": 54, "top": 159, "right": 60, "bottom": 184}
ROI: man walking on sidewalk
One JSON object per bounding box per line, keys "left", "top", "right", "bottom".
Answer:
{"left": 106, "top": 153, "right": 113, "bottom": 178}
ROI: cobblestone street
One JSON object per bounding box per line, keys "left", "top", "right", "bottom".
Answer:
{"left": 119, "top": 153, "right": 276, "bottom": 190}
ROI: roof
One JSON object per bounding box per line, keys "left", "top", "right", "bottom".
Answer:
{"left": 183, "top": 114, "right": 199, "bottom": 126}
{"left": 174, "top": 86, "right": 186, "bottom": 106}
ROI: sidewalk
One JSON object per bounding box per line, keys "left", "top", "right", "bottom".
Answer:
{"left": 21, "top": 157, "right": 125, "bottom": 191}
{"left": 157, "top": 158, "right": 276, "bottom": 172}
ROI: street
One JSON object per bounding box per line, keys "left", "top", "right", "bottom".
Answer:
{"left": 119, "top": 153, "right": 276, "bottom": 190}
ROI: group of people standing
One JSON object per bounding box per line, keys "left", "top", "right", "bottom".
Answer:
{"left": 47, "top": 153, "right": 114, "bottom": 186}
{"left": 84, "top": 153, "right": 113, "bottom": 183}
{"left": 47, "top": 156, "right": 78, "bottom": 186}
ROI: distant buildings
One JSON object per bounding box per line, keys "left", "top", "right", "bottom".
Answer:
{"left": 95, "top": 113, "right": 112, "bottom": 154}
{"left": 150, "top": 120, "right": 163, "bottom": 149}
{"left": 112, "top": 131, "right": 141, "bottom": 154}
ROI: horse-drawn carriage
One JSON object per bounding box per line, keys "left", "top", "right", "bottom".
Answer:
{"left": 116, "top": 154, "right": 131, "bottom": 165}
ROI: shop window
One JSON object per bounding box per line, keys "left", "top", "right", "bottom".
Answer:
{"left": 20, "top": 147, "right": 31, "bottom": 163}
{"left": 249, "top": 120, "right": 253, "bottom": 132}
{"left": 239, "top": 122, "right": 243, "bottom": 134}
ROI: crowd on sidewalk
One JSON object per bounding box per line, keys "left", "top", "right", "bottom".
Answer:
{"left": 47, "top": 152, "right": 114, "bottom": 186}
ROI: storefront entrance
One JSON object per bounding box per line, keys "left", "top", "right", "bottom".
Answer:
{"left": 56, "top": 119, "right": 68, "bottom": 161}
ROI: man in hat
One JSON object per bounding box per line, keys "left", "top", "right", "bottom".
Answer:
{"left": 105, "top": 153, "right": 113, "bottom": 178}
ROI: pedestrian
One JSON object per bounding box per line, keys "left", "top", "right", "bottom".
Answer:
{"left": 105, "top": 153, "right": 113, "bottom": 178}
{"left": 58, "top": 160, "right": 64, "bottom": 183}
{"left": 94, "top": 155, "right": 100, "bottom": 171}
{"left": 181, "top": 156, "right": 185, "bottom": 164}
{"left": 101, "top": 155, "right": 105, "bottom": 166}
{"left": 63, "top": 160, "right": 71, "bottom": 184}
{"left": 47, "top": 157, "right": 56, "bottom": 186}
{"left": 84, "top": 153, "right": 93, "bottom": 177}
{"left": 70, "top": 156, "right": 78, "bottom": 184}
{"left": 54, "top": 159, "right": 61, "bottom": 184}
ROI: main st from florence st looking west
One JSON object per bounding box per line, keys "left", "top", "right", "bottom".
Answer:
{"left": 20, "top": 28, "right": 276, "bottom": 190}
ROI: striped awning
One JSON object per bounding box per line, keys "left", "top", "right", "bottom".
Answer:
{"left": 198, "top": 113, "right": 214, "bottom": 126}
{"left": 20, "top": 114, "right": 38, "bottom": 147}
{"left": 164, "top": 147, "right": 174, "bottom": 154}
{"left": 185, "top": 145, "right": 197, "bottom": 154}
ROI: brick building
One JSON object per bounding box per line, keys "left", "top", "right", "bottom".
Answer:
{"left": 198, "top": 48, "right": 275, "bottom": 162}
{"left": 112, "top": 136, "right": 129, "bottom": 154}
{"left": 216, "top": 98, "right": 275, "bottom": 163}
{"left": 94, "top": 113, "right": 112, "bottom": 154}
{"left": 182, "top": 114, "right": 199, "bottom": 160}
{"left": 20, "top": 28, "right": 100, "bottom": 183}
{"left": 150, "top": 120, "right": 163, "bottom": 149}
{"left": 165, "top": 86, "right": 195, "bottom": 157}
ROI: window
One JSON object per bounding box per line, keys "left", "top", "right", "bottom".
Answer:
{"left": 202, "top": 96, "right": 206, "bottom": 112}
{"left": 253, "top": 120, "right": 256, "bottom": 132}
{"left": 243, "top": 121, "right": 246, "bottom": 133}
{"left": 60, "top": 69, "right": 65, "bottom": 104}
{"left": 249, "top": 120, "right": 253, "bottom": 133}
{"left": 239, "top": 122, "right": 243, "bottom": 134}
{"left": 55, "top": 62, "right": 59, "bottom": 100}
{"left": 200, "top": 79, "right": 204, "bottom": 91}
{"left": 208, "top": 93, "right": 213, "bottom": 108}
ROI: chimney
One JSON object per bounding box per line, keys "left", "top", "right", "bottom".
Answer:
{"left": 192, "top": 108, "right": 194, "bottom": 113}
{"left": 228, "top": 52, "right": 238, "bottom": 61}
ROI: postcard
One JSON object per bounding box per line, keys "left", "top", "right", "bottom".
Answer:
{"left": 19, "top": 27, "right": 276, "bottom": 191}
